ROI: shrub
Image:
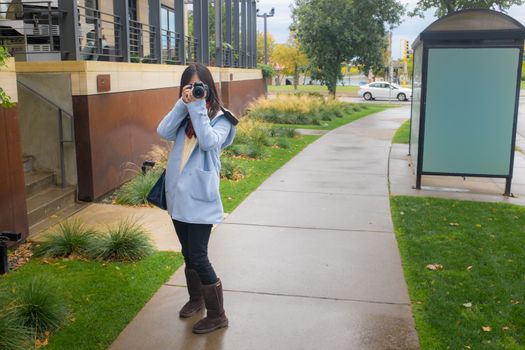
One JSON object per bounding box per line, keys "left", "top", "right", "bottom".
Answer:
{"left": 12, "top": 276, "right": 68, "bottom": 337}
{"left": 276, "top": 137, "right": 291, "bottom": 149}
{"left": 268, "top": 126, "right": 297, "bottom": 138}
{"left": 33, "top": 219, "right": 97, "bottom": 258}
{"left": 87, "top": 219, "right": 155, "bottom": 262}
{"left": 115, "top": 168, "right": 164, "bottom": 206}
{"left": 257, "top": 63, "right": 275, "bottom": 79}
{"left": 235, "top": 118, "right": 270, "bottom": 147}
{"left": 228, "top": 144, "right": 269, "bottom": 159}
{"left": 220, "top": 158, "right": 246, "bottom": 180}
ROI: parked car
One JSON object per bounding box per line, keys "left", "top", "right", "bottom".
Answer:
{"left": 358, "top": 82, "right": 412, "bottom": 101}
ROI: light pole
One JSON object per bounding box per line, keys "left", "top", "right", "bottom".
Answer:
{"left": 256, "top": 7, "right": 274, "bottom": 64}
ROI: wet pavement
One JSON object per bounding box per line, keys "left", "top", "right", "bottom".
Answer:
{"left": 109, "top": 107, "right": 420, "bottom": 350}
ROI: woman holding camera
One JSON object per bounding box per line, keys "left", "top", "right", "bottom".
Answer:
{"left": 156, "top": 63, "right": 236, "bottom": 334}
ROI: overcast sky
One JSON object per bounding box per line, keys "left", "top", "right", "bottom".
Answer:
{"left": 256, "top": 0, "right": 525, "bottom": 59}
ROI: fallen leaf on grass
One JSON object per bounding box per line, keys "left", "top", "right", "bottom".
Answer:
{"left": 502, "top": 326, "right": 509, "bottom": 331}
{"left": 482, "top": 326, "right": 492, "bottom": 332}
{"left": 510, "top": 300, "right": 520, "bottom": 305}
{"left": 466, "top": 265, "right": 473, "bottom": 272}
{"left": 449, "top": 222, "right": 460, "bottom": 227}
{"left": 475, "top": 224, "right": 482, "bottom": 228}
{"left": 462, "top": 302, "right": 472, "bottom": 308}
{"left": 426, "top": 264, "right": 443, "bottom": 271}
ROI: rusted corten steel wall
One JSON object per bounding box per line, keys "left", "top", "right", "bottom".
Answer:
{"left": 0, "top": 105, "right": 29, "bottom": 245}
{"left": 73, "top": 86, "right": 181, "bottom": 201}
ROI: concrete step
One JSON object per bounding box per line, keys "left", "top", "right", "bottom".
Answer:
{"left": 24, "top": 171, "right": 55, "bottom": 197}
{"left": 28, "top": 201, "right": 88, "bottom": 240}
{"left": 26, "top": 185, "right": 77, "bottom": 228}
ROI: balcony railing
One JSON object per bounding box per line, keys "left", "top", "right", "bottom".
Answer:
{"left": 129, "top": 19, "right": 157, "bottom": 63}
{"left": 161, "top": 29, "right": 181, "bottom": 64}
{"left": 0, "top": 2, "right": 255, "bottom": 68}
{"left": 77, "top": 4, "right": 122, "bottom": 61}
{"left": 185, "top": 35, "right": 198, "bottom": 63}
{"left": 0, "top": 1, "right": 61, "bottom": 60}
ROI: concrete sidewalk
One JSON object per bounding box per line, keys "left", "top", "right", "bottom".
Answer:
{"left": 109, "top": 106, "right": 419, "bottom": 350}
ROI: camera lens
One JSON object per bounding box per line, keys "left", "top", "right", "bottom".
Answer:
{"left": 192, "top": 86, "right": 205, "bottom": 98}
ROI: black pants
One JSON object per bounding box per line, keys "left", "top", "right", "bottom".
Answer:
{"left": 172, "top": 219, "right": 218, "bottom": 285}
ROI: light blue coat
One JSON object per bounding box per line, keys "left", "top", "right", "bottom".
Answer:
{"left": 156, "top": 97, "right": 236, "bottom": 224}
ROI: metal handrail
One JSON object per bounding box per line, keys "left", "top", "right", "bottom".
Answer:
{"left": 17, "top": 79, "right": 74, "bottom": 188}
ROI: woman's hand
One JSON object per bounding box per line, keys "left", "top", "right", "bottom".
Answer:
{"left": 182, "top": 85, "right": 194, "bottom": 104}
{"left": 182, "top": 84, "right": 208, "bottom": 104}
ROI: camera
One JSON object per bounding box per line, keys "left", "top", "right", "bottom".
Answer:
{"left": 191, "top": 81, "right": 209, "bottom": 99}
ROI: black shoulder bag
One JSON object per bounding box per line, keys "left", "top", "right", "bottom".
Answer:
{"left": 147, "top": 169, "right": 167, "bottom": 210}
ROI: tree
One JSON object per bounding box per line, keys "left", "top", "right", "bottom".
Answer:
{"left": 292, "top": 0, "right": 404, "bottom": 96}
{"left": 257, "top": 32, "right": 276, "bottom": 64}
{"left": 271, "top": 40, "right": 309, "bottom": 89}
{"left": 410, "top": 0, "right": 525, "bottom": 18}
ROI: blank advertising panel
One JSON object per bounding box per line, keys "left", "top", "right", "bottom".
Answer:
{"left": 422, "top": 47, "right": 519, "bottom": 175}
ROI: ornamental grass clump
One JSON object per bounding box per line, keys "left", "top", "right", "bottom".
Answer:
{"left": 33, "top": 219, "right": 97, "bottom": 258}
{"left": 115, "top": 167, "right": 164, "bottom": 206}
{"left": 246, "top": 94, "right": 357, "bottom": 125}
{"left": 87, "top": 219, "right": 155, "bottom": 262}
{"left": 0, "top": 313, "right": 31, "bottom": 350}
{"left": 11, "top": 276, "right": 68, "bottom": 337}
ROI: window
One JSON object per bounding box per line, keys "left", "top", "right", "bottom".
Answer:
{"left": 85, "top": 0, "right": 98, "bottom": 24}
{"left": 161, "top": 6, "right": 176, "bottom": 32}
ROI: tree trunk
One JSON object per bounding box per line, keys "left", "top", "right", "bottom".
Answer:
{"left": 293, "top": 66, "right": 299, "bottom": 90}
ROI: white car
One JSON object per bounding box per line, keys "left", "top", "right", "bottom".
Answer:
{"left": 358, "top": 82, "right": 411, "bottom": 101}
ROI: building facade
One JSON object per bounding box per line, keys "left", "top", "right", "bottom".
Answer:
{"left": 0, "top": 0, "right": 264, "bottom": 244}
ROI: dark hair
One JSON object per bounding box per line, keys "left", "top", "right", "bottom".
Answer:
{"left": 179, "top": 63, "right": 222, "bottom": 120}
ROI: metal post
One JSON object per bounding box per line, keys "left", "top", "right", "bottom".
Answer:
{"left": 263, "top": 16, "right": 267, "bottom": 64}
{"left": 246, "top": 0, "right": 252, "bottom": 67}
{"left": 149, "top": 0, "right": 162, "bottom": 63}
{"left": 240, "top": 0, "right": 246, "bottom": 67}
{"left": 114, "top": 0, "right": 130, "bottom": 62}
{"left": 47, "top": 1, "right": 53, "bottom": 51}
{"left": 215, "top": 0, "right": 222, "bottom": 66}
{"left": 58, "top": 0, "right": 80, "bottom": 60}
{"left": 202, "top": 0, "right": 210, "bottom": 65}
{"left": 58, "top": 109, "right": 65, "bottom": 187}
{"left": 233, "top": 0, "right": 239, "bottom": 67}
{"left": 0, "top": 243, "right": 8, "bottom": 275}
{"left": 175, "top": 0, "right": 185, "bottom": 64}
{"left": 251, "top": 0, "right": 256, "bottom": 67}
{"left": 225, "top": 0, "right": 232, "bottom": 66}
{"left": 194, "top": 0, "right": 202, "bottom": 63}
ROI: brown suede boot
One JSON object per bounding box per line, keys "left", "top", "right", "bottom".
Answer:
{"left": 179, "top": 268, "right": 205, "bottom": 318}
{"left": 192, "top": 278, "right": 228, "bottom": 334}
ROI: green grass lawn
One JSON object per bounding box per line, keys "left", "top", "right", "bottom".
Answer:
{"left": 0, "top": 251, "right": 183, "bottom": 350}
{"left": 268, "top": 84, "right": 359, "bottom": 94}
{"left": 393, "top": 120, "right": 410, "bottom": 144}
{"left": 271, "top": 105, "right": 392, "bottom": 130}
{"left": 221, "top": 135, "right": 318, "bottom": 212}
{"left": 391, "top": 196, "right": 525, "bottom": 349}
